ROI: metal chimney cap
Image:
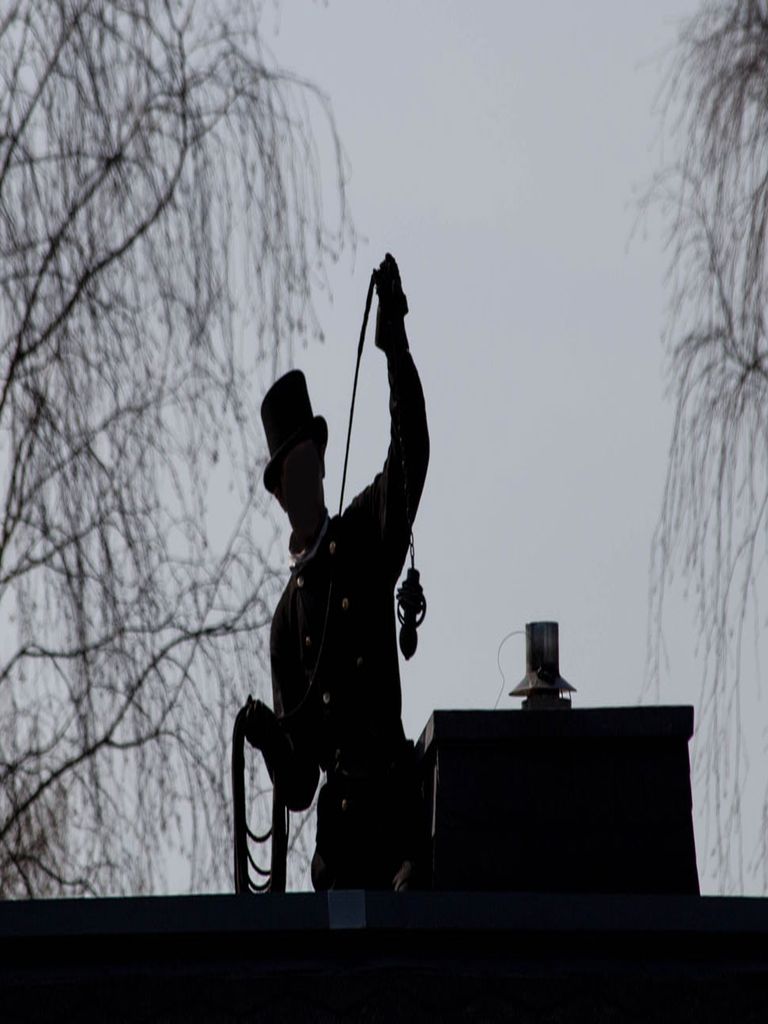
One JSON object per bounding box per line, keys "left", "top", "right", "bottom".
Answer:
{"left": 510, "top": 621, "right": 576, "bottom": 706}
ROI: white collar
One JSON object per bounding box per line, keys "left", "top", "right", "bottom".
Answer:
{"left": 289, "top": 512, "right": 330, "bottom": 572}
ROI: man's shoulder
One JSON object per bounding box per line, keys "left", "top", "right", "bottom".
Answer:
{"left": 340, "top": 479, "right": 383, "bottom": 541}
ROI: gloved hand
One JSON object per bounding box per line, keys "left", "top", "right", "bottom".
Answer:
{"left": 243, "top": 697, "right": 285, "bottom": 768}
{"left": 374, "top": 252, "right": 409, "bottom": 353}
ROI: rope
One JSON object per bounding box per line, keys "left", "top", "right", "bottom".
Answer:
{"left": 338, "top": 272, "right": 376, "bottom": 515}
{"left": 232, "top": 699, "right": 288, "bottom": 894}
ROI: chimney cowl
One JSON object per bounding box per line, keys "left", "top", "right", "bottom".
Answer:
{"left": 510, "top": 621, "right": 576, "bottom": 708}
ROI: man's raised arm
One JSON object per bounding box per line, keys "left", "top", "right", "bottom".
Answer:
{"left": 349, "top": 254, "right": 429, "bottom": 581}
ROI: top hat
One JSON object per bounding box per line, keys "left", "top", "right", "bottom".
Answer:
{"left": 260, "top": 370, "right": 328, "bottom": 494}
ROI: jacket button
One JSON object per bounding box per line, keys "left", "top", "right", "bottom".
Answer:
{"left": 341, "top": 798, "right": 349, "bottom": 812}
{"left": 329, "top": 541, "right": 337, "bottom": 555}
{"left": 304, "top": 635, "right": 312, "bottom": 648}
{"left": 322, "top": 691, "right": 331, "bottom": 705}
{"left": 341, "top": 597, "right": 349, "bottom": 611}
{"left": 356, "top": 656, "right": 364, "bottom": 669}
{"left": 296, "top": 575, "right": 305, "bottom": 589}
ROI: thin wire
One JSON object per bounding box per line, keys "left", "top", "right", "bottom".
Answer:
{"left": 338, "top": 272, "right": 376, "bottom": 515}
{"left": 281, "top": 273, "right": 374, "bottom": 721}
{"left": 493, "top": 629, "right": 524, "bottom": 709}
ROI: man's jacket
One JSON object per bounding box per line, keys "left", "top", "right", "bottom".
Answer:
{"left": 270, "top": 339, "right": 429, "bottom": 811}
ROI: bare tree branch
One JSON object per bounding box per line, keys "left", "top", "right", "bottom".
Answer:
{"left": 0, "top": 0, "right": 351, "bottom": 896}
{"left": 648, "top": 0, "right": 768, "bottom": 892}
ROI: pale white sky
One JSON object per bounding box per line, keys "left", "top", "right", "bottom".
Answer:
{"left": 251, "top": 1, "right": 766, "bottom": 894}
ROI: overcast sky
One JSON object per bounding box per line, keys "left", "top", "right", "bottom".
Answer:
{"left": 248, "top": 1, "right": 765, "bottom": 894}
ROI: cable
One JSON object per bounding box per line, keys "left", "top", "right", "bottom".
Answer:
{"left": 493, "top": 629, "right": 524, "bottom": 709}
{"left": 338, "top": 272, "right": 376, "bottom": 516}
{"left": 232, "top": 700, "right": 288, "bottom": 894}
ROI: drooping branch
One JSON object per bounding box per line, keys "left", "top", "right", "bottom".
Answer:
{"left": 0, "top": 0, "right": 351, "bottom": 896}
{"left": 649, "top": 0, "right": 768, "bottom": 892}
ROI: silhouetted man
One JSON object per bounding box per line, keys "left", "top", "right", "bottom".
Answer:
{"left": 248, "top": 254, "right": 429, "bottom": 890}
